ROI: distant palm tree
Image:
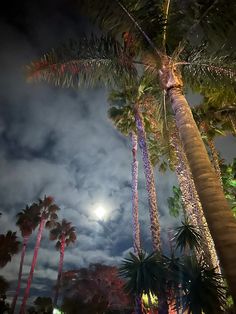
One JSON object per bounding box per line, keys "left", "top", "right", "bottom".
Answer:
{"left": 0, "top": 231, "right": 20, "bottom": 268}
{"left": 19, "top": 196, "right": 59, "bottom": 314}
{"left": 50, "top": 219, "right": 77, "bottom": 307}
{"left": 11, "top": 203, "right": 41, "bottom": 313}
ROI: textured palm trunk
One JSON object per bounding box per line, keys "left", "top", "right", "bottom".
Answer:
{"left": 171, "top": 129, "right": 219, "bottom": 269}
{"left": 207, "top": 138, "right": 223, "bottom": 188}
{"left": 167, "top": 84, "right": 236, "bottom": 303}
{"left": 20, "top": 218, "right": 46, "bottom": 314}
{"left": 54, "top": 235, "right": 65, "bottom": 307}
{"left": 133, "top": 104, "right": 161, "bottom": 252}
{"left": 11, "top": 236, "right": 29, "bottom": 314}
{"left": 130, "top": 131, "right": 141, "bottom": 254}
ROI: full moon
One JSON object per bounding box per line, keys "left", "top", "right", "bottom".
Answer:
{"left": 95, "top": 205, "right": 106, "bottom": 220}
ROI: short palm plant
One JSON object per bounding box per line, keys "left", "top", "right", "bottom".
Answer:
{"left": 179, "top": 256, "right": 227, "bottom": 314}
{"left": 173, "top": 218, "right": 203, "bottom": 256}
{"left": 119, "top": 251, "right": 168, "bottom": 314}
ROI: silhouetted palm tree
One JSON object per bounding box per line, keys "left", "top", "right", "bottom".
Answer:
{"left": 0, "top": 231, "right": 20, "bottom": 268}
{"left": 50, "top": 219, "right": 76, "bottom": 307}
{"left": 11, "top": 203, "right": 41, "bottom": 313}
{"left": 20, "top": 196, "right": 59, "bottom": 314}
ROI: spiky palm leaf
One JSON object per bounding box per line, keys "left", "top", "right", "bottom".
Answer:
{"left": 174, "top": 218, "right": 203, "bottom": 253}
{"left": 119, "top": 251, "right": 162, "bottom": 296}
{"left": 27, "top": 35, "right": 137, "bottom": 88}
{"left": 179, "top": 256, "right": 227, "bottom": 314}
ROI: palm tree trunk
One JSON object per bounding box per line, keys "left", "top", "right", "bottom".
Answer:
{"left": 11, "top": 236, "right": 29, "bottom": 314}
{"left": 19, "top": 218, "right": 46, "bottom": 314}
{"left": 130, "top": 131, "right": 141, "bottom": 254}
{"left": 171, "top": 129, "right": 220, "bottom": 269}
{"left": 207, "top": 138, "right": 223, "bottom": 187}
{"left": 167, "top": 84, "right": 236, "bottom": 303}
{"left": 133, "top": 104, "right": 161, "bottom": 252}
{"left": 53, "top": 235, "right": 65, "bottom": 307}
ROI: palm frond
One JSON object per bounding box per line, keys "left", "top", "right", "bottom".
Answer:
{"left": 181, "top": 46, "right": 236, "bottom": 90}
{"left": 77, "top": 0, "right": 165, "bottom": 52}
{"left": 26, "top": 35, "right": 137, "bottom": 88}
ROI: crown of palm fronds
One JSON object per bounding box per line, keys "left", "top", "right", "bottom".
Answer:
{"left": 78, "top": 0, "right": 165, "bottom": 51}
{"left": 179, "top": 256, "right": 227, "bottom": 314}
{"left": 173, "top": 218, "right": 203, "bottom": 253}
{"left": 26, "top": 35, "right": 137, "bottom": 88}
{"left": 119, "top": 251, "right": 161, "bottom": 296}
{"left": 77, "top": 0, "right": 236, "bottom": 55}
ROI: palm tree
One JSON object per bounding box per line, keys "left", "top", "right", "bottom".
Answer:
{"left": 26, "top": 0, "right": 236, "bottom": 300}
{"left": 109, "top": 79, "right": 162, "bottom": 252}
{"left": 179, "top": 256, "right": 227, "bottom": 314}
{"left": 11, "top": 203, "right": 41, "bottom": 313}
{"left": 19, "top": 196, "right": 59, "bottom": 314}
{"left": 0, "top": 231, "right": 20, "bottom": 268}
{"left": 119, "top": 251, "right": 162, "bottom": 314}
{"left": 108, "top": 106, "right": 141, "bottom": 254}
{"left": 49, "top": 219, "right": 76, "bottom": 307}
{"left": 173, "top": 218, "right": 202, "bottom": 256}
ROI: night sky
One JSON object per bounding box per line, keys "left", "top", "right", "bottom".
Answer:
{"left": 0, "top": 0, "right": 235, "bottom": 307}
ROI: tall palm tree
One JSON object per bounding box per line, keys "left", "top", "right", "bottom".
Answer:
{"left": 0, "top": 231, "right": 20, "bottom": 268}
{"left": 108, "top": 106, "right": 141, "bottom": 254}
{"left": 19, "top": 196, "right": 59, "bottom": 314}
{"left": 109, "top": 79, "right": 162, "bottom": 252}
{"left": 26, "top": 0, "right": 236, "bottom": 300}
{"left": 49, "top": 219, "right": 76, "bottom": 307}
{"left": 11, "top": 204, "right": 41, "bottom": 313}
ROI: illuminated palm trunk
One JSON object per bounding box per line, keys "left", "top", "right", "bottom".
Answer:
{"left": 20, "top": 218, "right": 46, "bottom": 314}
{"left": 167, "top": 83, "right": 236, "bottom": 303}
{"left": 54, "top": 234, "right": 65, "bottom": 307}
{"left": 133, "top": 104, "right": 161, "bottom": 252}
{"left": 172, "top": 129, "right": 219, "bottom": 268}
{"left": 11, "top": 236, "right": 29, "bottom": 314}
{"left": 207, "top": 138, "right": 223, "bottom": 187}
{"left": 130, "top": 131, "right": 141, "bottom": 254}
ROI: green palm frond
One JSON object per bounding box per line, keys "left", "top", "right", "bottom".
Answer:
{"left": 26, "top": 35, "right": 137, "bottom": 88}
{"left": 108, "top": 106, "right": 136, "bottom": 136}
{"left": 181, "top": 46, "right": 236, "bottom": 89}
{"left": 78, "top": 0, "right": 165, "bottom": 51}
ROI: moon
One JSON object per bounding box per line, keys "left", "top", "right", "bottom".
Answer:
{"left": 95, "top": 205, "right": 106, "bottom": 220}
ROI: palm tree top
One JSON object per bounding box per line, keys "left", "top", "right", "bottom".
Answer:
{"left": 49, "top": 219, "right": 77, "bottom": 249}
{"left": 16, "top": 203, "right": 41, "bottom": 237}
